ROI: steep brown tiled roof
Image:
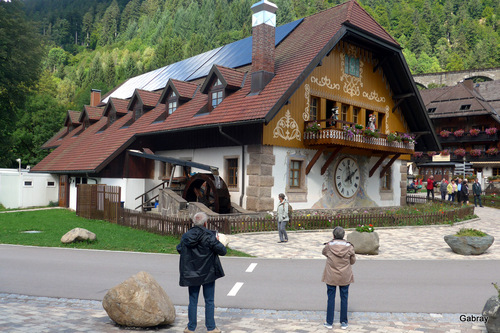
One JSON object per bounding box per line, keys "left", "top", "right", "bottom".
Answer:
{"left": 34, "top": 0, "right": 418, "bottom": 173}
{"left": 40, "top": 127, "right": 68, "bottom": 150}
{"left": 135, "top": 89, "right": 161, "bottom": 108}
{"left": 421, "top": 82, "right": 496, "bottom": 119}
{"left": 216, "top": 65, "right": 246, "bottom": 89}
{"left": 83, "top": 106, "right": 104, "bottom": 121}
{"left": 171, "top": 79, "right": 198, "bottom": 100}
{"left": 64, "top": 110, "right": 81, "bottom": 127}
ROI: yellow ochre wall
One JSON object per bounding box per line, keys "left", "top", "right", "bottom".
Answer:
{"left": 264, "top": 40, "right": 410, "bottom": 149}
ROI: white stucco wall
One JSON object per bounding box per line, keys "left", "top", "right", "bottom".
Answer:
{"left": 0, "top": 169, "right": 58, "bottom": 209}
{"left": 272, "top": 147, "right": 404, "bottom": 209}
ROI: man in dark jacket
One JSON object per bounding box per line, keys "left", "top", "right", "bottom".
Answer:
{"left": 177, "top": 212, "right": 226, "bottom": 333}
{"left": 472, "top": 178, "right": 483, "bottom": 207}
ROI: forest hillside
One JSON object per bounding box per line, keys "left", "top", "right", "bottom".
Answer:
{"left": 0, "top": 0, "right": 499, "bottom": 168}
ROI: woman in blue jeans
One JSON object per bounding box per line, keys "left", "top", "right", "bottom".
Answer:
{"left": 322, "top": 226, "right": 356, "bottom": 330}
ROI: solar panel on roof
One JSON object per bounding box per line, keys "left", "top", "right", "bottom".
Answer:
{"left": 142, "top": 47, "right": 222, "bottom": 91}
{"left": 105, "top": 18, "right": 303, "bottom": 101}
{"left": 102, "top": 67, "right": 165, "bottom": 103}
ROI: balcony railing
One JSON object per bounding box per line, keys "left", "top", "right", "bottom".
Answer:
{"left": 413, "top": 153, "right": 500, "bottom": 163}
{"left": 438, "top": 132, "right": 498, "bottom": 143}
{"left": 304, "top": 119, "right": 414, "bottom": 154}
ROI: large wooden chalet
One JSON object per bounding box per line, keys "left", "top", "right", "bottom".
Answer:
{"left": 416, "top": 79, "right": 500, "bottom": 182}
{"left": 33, "top": 0, "right": 439, "bottom": 212}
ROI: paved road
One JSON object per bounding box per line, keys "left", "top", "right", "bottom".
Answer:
{"left": 1, "top": 244, "right": 497, "bottom": 314}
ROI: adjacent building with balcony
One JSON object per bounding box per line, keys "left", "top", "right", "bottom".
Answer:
{"left": 416, "top": 80, "right": 500, "bottom": 182}
{"left": 32, "top": 0, "right": 438, "bottom": 211}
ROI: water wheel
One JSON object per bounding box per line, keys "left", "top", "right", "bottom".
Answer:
{"left": 182, "top": 173, "right": 231, "bottom": 214}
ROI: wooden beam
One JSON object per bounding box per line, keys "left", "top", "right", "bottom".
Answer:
{"left": 380, "top": 154, "right": 401, "bottom": 178}
{"left": 306, "top": 147, "right": 326, "bottom": 175}
{"left": 393, "top": 93, "right": 415, "bottom": 99}
{"left": 321, "top": 147, "right": 343, "bottom": 175}
{"left": 373, "top": 57, "right": 388, "bottom": 72}
{"left": 369, "top": 153, "right": 389, "bottom": 177}
{"left": 392, "top": 98, "right": 404, "bottom": 112}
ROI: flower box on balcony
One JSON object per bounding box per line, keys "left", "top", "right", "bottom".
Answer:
{"left": 486, "top": 148, "right": 499, "bottom": 156}
{"left": 454, "top": 129, "right": 465, "bottom": 137}
{"left": 414, "top": 152, "right": 423, "bottom": 158}
{"left": 427, "top": 151, "right": 437, "bottom": 157}
{"left": 469, "top": 128, "right": 481, "bottom": 136}
{"left": 440, "top": 130, "right": 451, "bottom": 138}
{"left": 454, "top": 148, "right": 466, "bottom": 157}
{"left": 305, "top": 122, "right": 321, "bottom": 133}
{"left": 470, "top": 149, "right": 482, "bottom": 157}
{"left": 486, "top": 128, "right": 498, "bottom": 136}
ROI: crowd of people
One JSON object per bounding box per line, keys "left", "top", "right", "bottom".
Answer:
{"left": 410, "top": 175, "right": 484, "bottom": 207}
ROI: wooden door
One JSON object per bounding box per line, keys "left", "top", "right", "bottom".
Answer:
{"left": 58, "top": 175, "right": 69, "bottom": 207}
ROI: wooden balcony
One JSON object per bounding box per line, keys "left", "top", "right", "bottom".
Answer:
{"left": 438, "top": 132, "right": 498, "bottom": 144}
{"left": 303, "top": 119, "right": 415, "bottom": 155}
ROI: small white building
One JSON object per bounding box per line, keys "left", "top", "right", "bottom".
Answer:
{"left": 0, "top": 169, "right": 59, "bottom": 209}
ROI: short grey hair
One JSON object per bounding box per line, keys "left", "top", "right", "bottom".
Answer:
{"left": 192, "top": 212, "right": 208, "bottom": 227}
{"left": 333, "top": 226, "right": 345, "bottom": 239}
{"left": 278, "top": 193, "right": 285, "bottom": 199}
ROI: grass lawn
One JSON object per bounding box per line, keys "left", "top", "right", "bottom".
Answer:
{"left": 0, "top": 209, "right": 250, "bottom": 257}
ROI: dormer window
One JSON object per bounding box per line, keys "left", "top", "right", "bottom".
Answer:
{"left": 211, "top": 78, "right": 224, "bottom": 110}
{"left": 460, "top": 104, "right": 471, "bottom": 111}
{"left": 427, "top": 108, "right": 436, "bottom": 113}
{"left": 168, "top": 91, "right": 177, "bottom": 115}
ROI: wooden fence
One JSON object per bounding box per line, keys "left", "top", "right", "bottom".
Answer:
{"left": 78, "top": 188, "right": 475, "bottom": 236}
{"left": 76, "top": 184, "right": 121, "bottom": 223}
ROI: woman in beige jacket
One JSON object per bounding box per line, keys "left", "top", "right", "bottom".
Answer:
{"left": 322, "top": 226, "right": 356, "bottom": 330}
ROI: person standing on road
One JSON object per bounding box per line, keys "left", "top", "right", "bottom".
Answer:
{"left": 426, "top": 175, "right": 435, "bottom": 200}
{"left": 276, "top": 193, "right": 289, "bottom": 243}
{"left": 440, "top": 178, "right": 448, "bottom": 201}
{"left": 177, "top": 212, "right": 226, "bottom": 333}
{"left": 472, "top": 178, "right": 483, "bottom": 207}
{"left": 322, "top": 226, "right": 356, "bottom": 330}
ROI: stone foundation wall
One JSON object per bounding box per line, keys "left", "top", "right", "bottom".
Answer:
{"left": 246, "top": 144, "right": 275, "bottom": 212}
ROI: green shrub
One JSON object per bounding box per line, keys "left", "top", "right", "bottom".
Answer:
{"left": 455, "top": 228, "right": 487, "bottom": 237}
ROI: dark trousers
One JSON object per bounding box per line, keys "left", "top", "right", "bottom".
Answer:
{"left": 426, "top": 189, "right": 434, "bottom": 200}
{"left": 326, "top": 284, "right": 349, "bottom": 325}
{"left": 188, "top": 281, "right": 216, "bottom": 331}
{"left": 474, "top": 195, "right": 482, "bottom": 207}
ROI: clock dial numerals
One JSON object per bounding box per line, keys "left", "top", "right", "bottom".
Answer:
{"left": 334, "top": 157, "right": 360, "bottom": 198}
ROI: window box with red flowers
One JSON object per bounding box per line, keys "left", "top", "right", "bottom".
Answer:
{"left": 469, "top": 128, "right": 481, "bottom": 136}
{"left": 441, "top": 149, "right": 450, "bottom": 156}
{"left": 485, "top": 128, "right": 498, "bottom": 136}
{"left": 453, "top": 129, "right": 465, "bottom": 137}
{"left": 486, "top": 148, "right": 499, "bottom": 156}
{"left": 414, "top": 151, "right": 423, "bottom": 158}
{"left": 470, "top": 149, "right": 482, "bottom": 157}
{"left": 454, "top": 148, "right": 466, "bottom": 157}
{"left": 427, "top": 151, "right": 437, "bottom": 157}
{"left": 439, "top": 130, "right": 451, "bottom": 138}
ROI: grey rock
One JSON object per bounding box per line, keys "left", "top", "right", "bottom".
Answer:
{"left": 102, "top": 271, "right": 176, "bottom": 327}
{"left": 346, "top": 231, "right": 379, "bottom": 255}
{"left": 60, "top": 228, "right": 96, "bottom": 244}
{"left": 444, "top": 235, "right": 494, "bottom": 255}
{"left": 482, "top": 296, "right": 500, "bottom": 333}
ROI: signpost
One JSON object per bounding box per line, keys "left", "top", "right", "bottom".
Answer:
{"left": 454, "top": 162, "right": 473, "bottom": 177}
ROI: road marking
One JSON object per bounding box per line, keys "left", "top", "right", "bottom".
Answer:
{"left": 246, "top": 263, "right": 258, "bottom": 273}
{"left": 227, "top": 282, "right": 244, "bottom": 296}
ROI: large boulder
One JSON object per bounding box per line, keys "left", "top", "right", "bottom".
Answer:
{"left": 61, "top": 228, "right": 96, "bottom": 244}
{"left": 346, "top": 231, "right": 379, "bottom": 255}
{"left": 482, "top": 296, "right": 500, "bottom": 333}
{"left": 444, "top": 235, "right": 494, "bottom": 255}
{"left": 102, "top": 271, "right": 176, "bottom": 327}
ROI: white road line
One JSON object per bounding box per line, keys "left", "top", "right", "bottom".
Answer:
{"left": 245, "top": 263, "right": 258, "bottom": 273}
{"left": 227, "top": 282, "right": 244, "bottom": 297}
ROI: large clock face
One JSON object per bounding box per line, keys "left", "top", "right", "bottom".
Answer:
{"left": 335, "top": 157, "right": 360, "bottom": 198}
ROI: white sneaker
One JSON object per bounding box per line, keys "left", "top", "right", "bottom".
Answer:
{"left": 323, "top": 322, "right": 333, "bottom": 329}
{"left": 341, "top": 322, "right": 348, "bottom": 329}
